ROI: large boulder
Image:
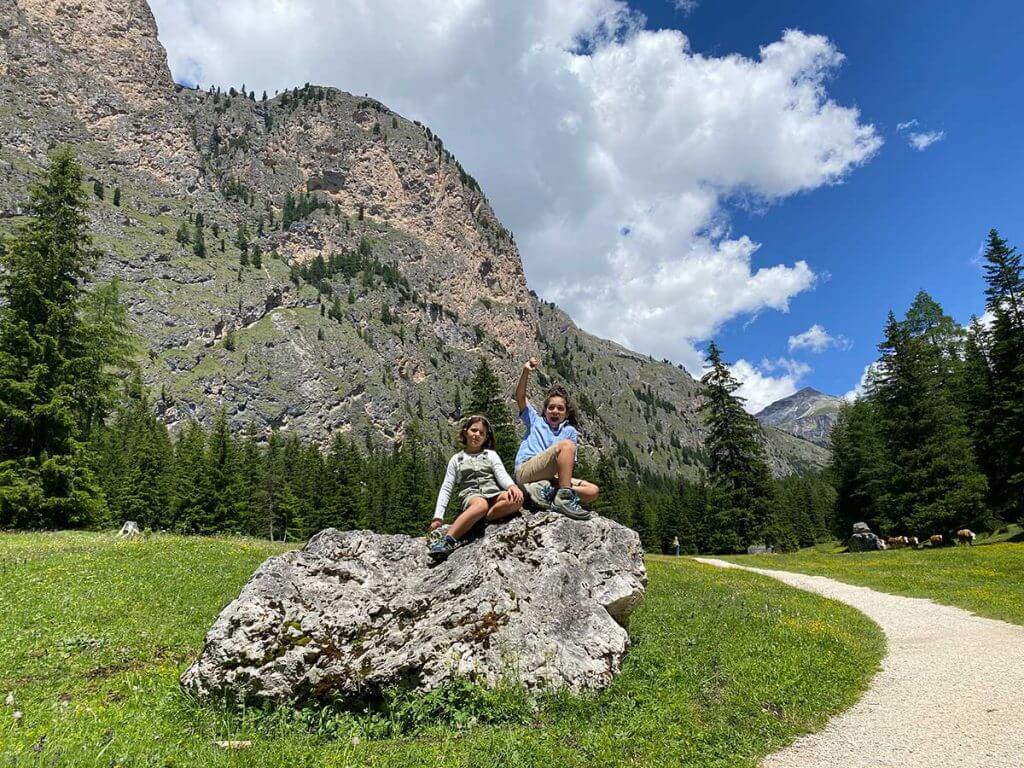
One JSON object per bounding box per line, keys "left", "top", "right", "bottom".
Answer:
{"left": 181, "top": 513, "right": 647, "bottom": 705}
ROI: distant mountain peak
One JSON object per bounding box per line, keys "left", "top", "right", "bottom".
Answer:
{"left": 755, "top": 388, "right": 843, "bottom": 447}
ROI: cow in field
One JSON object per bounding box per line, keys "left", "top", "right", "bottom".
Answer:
{"left": 957, "top": 528, "right": 976, "bottom": 546}
{"left": 907, "top": 536, "right": 919, "bottom": 548}
{"left": 929, "top": 534, "right": 944, "bottom": 547}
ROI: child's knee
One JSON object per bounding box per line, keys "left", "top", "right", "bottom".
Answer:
{"left": 557, "top": 439, "right": 576, "bottom": 454}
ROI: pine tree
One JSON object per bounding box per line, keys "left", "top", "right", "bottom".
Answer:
{"left": 112, "top": 187, "right": 121, "bottom": 207}
{"left": 91, "top": 371, "right": 174, "bottom": 530}
{"left": 698, "top": 342, "right": 777, "bottom": 551}
{"left": 93, "top": 179, "right": 104, "bottom": 200}
{"left": 831, "top": 397, "right": 892, "bottom": 534}
{"left": 466, "top": 358, "right": 517, "bottom": 469}
{"left": 204, "top": 410, "right": 248, "bottom": 533}
{"left": 193, "top": 220, "right": 206, "bottom": 258}
{"left": 960, "top": 318, "right": 1000, "bottom": 513}
{"left": 873, "top": 305, "right": 988, "bottom": 534}
{"left": 0, "top": 148, "right": 129, "bottom": 528}
{"left": 235, "top": 223, "right": 249, "bottom": 255}
{"left": 251, "top": 245, "right": 262, "bottom": 269}
{"left": 978, "top": 230, "right": 1024, "bottom": 520}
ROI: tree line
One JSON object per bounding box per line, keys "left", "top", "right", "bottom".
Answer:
{"left": 0, "top": 148, "right": 836, "bottom": 553}
{"left": 832, "top": 231, "right": 1024, "bottom": 537}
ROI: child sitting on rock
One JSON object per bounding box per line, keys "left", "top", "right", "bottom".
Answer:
{"left": 428, "top": 415, "right": 523, "bottom": 560}
{"left": 513, "top": 357, "right": 599, "bottom": 519}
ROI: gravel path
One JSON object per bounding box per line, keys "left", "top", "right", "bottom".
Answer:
{"left": 693, "top": 557, "right": 1024, "bottom": 768}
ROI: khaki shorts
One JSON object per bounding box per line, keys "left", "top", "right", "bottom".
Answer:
{"left": 515, "top": 443, "right": 585, "bottom": 486}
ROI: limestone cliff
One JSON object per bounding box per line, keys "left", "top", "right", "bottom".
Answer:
{"left": 0, "top": 0, "right": 829, "bottom": 476}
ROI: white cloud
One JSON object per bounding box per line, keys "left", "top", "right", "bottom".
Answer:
{"left": 150, "top": 2, "right": 881, "bottom": 369}
{"left": 729, "top": 357, "right": 810, "bottom": 414}
{"left": 908, "top": 130, "right": 944, "bottom": 151}
{"left": 787, "top": 323, "right": 851, "bottom": 352}
{"left": 843, "top": 361, "right": 879, "bottom": 401}
{"left": 672, "top": 0, "right": 699, "bottom": 14}
{"left": 896, "top": 118, "right": 918, "bottom": 132}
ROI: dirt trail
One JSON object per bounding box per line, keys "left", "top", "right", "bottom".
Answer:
{"left": 694, "top": 557, "right": 1024, "bottom": 768}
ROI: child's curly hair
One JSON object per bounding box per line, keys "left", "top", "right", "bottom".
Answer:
{"left": 543, "top": 385, "right": 579, "bottom": 427}
{"left": 458, "top": 414, "right": 496, "bottom": 451}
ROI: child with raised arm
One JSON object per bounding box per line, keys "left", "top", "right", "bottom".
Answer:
{"left": 427, "top": 415, "right": 523, "bottom": 560}
{"left": 514, "top": 357, "right": 599, "bottom": 519}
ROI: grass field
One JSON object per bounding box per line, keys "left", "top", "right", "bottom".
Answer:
{"left": 729, "top": 535, "right": 1024, "bottom": 626}
{"left": 0, "top": 532, "right": 883, "bottom": 767}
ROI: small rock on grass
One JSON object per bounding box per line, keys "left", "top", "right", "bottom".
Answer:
{"left": 213, "top": 740, "right": 253, "bottom": 750}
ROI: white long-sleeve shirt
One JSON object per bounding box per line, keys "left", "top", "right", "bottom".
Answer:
{"left": 433, "top": 449, "right": 515, "bottom": 520}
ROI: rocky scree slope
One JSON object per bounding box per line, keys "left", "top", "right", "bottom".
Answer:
{"left": 0, "top": 0, "right": 828, "bottom": 477}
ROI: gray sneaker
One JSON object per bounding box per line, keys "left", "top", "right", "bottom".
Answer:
{"left": 552, "top": 488, "right": 592, "bottom": 520}
{"left": 524, "top": 481, "right": 555, "bottom": 510}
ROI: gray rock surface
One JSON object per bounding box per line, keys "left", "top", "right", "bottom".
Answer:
{"left": 181, "top": 513, "right": 647, "bottom": 705}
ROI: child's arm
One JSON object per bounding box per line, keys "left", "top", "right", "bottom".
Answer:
{"left": 486, "top": 450, "right": 516, "bottom": 490}
{"left": 486, "top": 451, "right": 523, "bottom": 503}
{"left": 514, "top": 357, "right": 538, "bottom": 413}
{"left": 430, "top": 455, "right": 458, "bottom": 529}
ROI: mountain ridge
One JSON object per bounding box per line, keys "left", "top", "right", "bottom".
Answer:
{"left": 0, "top": 0, "right": 829, "bottom": 477}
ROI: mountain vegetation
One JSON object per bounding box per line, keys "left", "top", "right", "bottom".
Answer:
{"left": 0, "top": 149, "right": 833, "bottom": 552}
{"left": 832, "top": 230, "right": 1024, "bottom": 536}
{"left": 0, "top": 0, "right": 826, "bottom": 483}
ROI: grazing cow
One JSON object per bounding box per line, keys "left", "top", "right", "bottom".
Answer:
{"left": 886, "top": 536, "right": 909, "bottom": 549}
{"left": 907, "top": 536, "right": 919, "bottom": 548}
{"left": 929, "top": 534, "right": 944, "bottom": 547}
{"left": 957, "top": 528, "right": 976, "bottom": 546}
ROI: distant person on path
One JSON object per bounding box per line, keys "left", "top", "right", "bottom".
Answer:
{"left": 427, "top": 415, "right": 523, "bottom": 560}
{"left": 513, "top": 357, "right": 599, "bottom": 519}
{"left": 672, "top": 535, "right": 680, "bottom": 556}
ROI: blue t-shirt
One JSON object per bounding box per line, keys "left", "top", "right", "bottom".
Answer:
{"left": 514, "top": 403, "right": 579, "bottom": 470}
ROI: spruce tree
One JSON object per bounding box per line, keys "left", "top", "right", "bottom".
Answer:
{"left": 193, "top": 220, "right": 206, "bottom": 258}
{"left": 873, "top": 306, "right": 988, "bottom": 534}
{"left": 170, "top": 420, "right": 209, "bottom": 532}
{"left": 698, "top": 342, "right": 777, "bottom": 551}
{"left": 112, "top": 186, "right": 121, "bottom": 206}
{"left": 326, "top": 433, "right": 365, "bottom": 530}
{"left": 0, "top": 148, "right": 128, "bottom": 527}
{"left": 830, "top": 397, "right": 891, "bottom": 534}
{"left": 979, "top": 230, "right": 1024, "bottom": 520}
{"left": 205, "top": 410, "right": 248, "bottom": 533}
{"left": 91, "top": 371, "right": 174, "bottom": 530}
{"left": 466, "top": 358, "right": 517, "bottom": 469}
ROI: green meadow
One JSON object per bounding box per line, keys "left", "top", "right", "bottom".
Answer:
{"left": 730, "top": 531, "right": 1024, "bottom": 626}
{"left": 0, "top": 533, "right": 882, "bottom": 767}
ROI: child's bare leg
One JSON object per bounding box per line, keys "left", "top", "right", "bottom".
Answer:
{"left": 485, "top": 490, "right": 523, "bottom": 522}
{"left": 555, "top": 439, "right": 576, "bottom": 489}
{"left": 575, "top": 480, "right": 599, "bottom": 505}
{"left": 448, "top": 497, "right": 489, "bottom": 539}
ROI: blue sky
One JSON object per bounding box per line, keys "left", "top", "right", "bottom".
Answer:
{"left": 151, "top": 0, "right": 1023, "bottom": 409}
{"left": 643, "top": 0, "right": 1024, "bottom": 398}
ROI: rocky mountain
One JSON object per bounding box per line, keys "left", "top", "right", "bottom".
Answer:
{"left": 755, "top": 387, "right": 844, "bottom": 447}
{"left": 0, "top": 0, "right": 828, "bottom": 477}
